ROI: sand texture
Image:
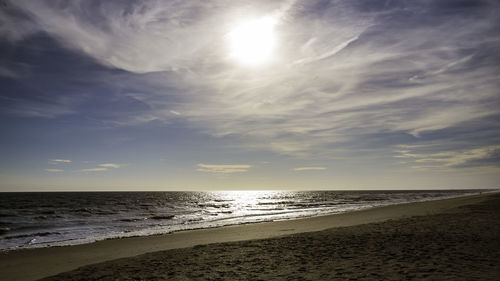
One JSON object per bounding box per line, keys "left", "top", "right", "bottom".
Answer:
{"left": 39, "top": 193, "right": 500, "bottom": 281}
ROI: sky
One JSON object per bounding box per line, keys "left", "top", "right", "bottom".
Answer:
{"left": 1, "top": 0, "right": 499, "bottom": 191}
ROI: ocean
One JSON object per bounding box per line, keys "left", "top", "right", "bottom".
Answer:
{"left": 0, "top": 189, "right": 486, "bottom": 251}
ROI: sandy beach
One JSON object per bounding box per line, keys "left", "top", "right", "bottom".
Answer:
{"left": 1, "top": 192, "right": 499, "bottom": 280}
{"left": 3, "top": 0, "right": 500, "bottom": 279}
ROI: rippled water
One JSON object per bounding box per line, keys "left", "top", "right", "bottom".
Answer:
{"left": 0, "top": 189, "right": 485, "bottom": 250}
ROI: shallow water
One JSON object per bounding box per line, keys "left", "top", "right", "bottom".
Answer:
{"left": 0, "top": 189, "right": 485, "bottom": 250}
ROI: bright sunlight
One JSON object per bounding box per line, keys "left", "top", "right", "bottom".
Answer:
{"left": 228, "top": 17, "right": 277, "bottom": 65}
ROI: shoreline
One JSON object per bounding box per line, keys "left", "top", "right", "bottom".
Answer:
{"left": 0, "top": 192, "right": 496, "bottom": 281}
{"left": 1, "top": 190, "right": 486, "bottom": 252}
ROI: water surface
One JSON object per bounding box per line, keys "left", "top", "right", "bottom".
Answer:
{"left": 0, "top": 189, "right": 486, "bottom": 250}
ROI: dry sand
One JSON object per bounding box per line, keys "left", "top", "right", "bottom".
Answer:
{"left": 1, "top": 192, "right": 498, "bottom": 280}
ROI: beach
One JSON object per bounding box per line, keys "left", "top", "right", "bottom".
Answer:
{"left": 1, "top": 192, "right": 499, "bottom": 280}
{"left": 3, "top": 1, "right": 500, "bottom": 279}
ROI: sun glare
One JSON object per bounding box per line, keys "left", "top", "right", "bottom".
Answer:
{"left": 228, "top": 17, "right": 277, "bottom": 65}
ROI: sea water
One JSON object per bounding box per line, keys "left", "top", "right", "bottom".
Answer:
{"left": 0, "top": 189, "right": 486, "bottom": 250}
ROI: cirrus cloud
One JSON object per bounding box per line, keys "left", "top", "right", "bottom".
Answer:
{"left": 4, "top": 0, "right": 500, "bottom": 176}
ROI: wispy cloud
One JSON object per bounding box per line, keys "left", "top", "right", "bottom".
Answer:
{"left": 81, "top": 168, "right": 108, "bottom": 172}
{"left": 197, "top": 164, "right": 251, "bottom": 174}
{"left": 153, "top": 0, "right": 499, "bottom": 159}
{"left": 50, "top": 159, "right": 71, "bottom": 164}
{"left": 293, "top": 167, "right": 326, "bottom": 171}
{"left": 0, "top": 3, "right": 38, "bottom": 42}
{"left": 81, "top": 163, "right": 120, "bottom": 172}
{"left": 394, "top": 145, "right": 500, "bottom": 170}
{"left": 7, "top": 1, "right": 282, "bottom": 73}
{"left": 293, "top": 35, "right": 360, "bottom": 65}
{"left": 5, "top": 0, "right": 500, "bottom": 173}
{"left": 45, "top": 169, "right": 63, "bottom": 172}
{"left": 99, "top": 163, "right": 120, "bottom": 169}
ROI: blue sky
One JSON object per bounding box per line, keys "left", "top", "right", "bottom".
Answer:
{"left": 1, "top": 0, "right": 499, "bottom": 191}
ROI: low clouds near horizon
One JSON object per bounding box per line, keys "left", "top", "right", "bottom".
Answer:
{"left": 197, "top": 164, "right": 252, "bottom": 174}
{"left": 294, "top": 167, "right": 326, "bottom": 171}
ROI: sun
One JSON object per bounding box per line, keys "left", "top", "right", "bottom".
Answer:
{"left": 228, "top": 17, "right": 277, "bottom": 65}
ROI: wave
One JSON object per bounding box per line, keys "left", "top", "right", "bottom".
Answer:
{"left": 4, "top": 231, "right": 61, "bottom": 240}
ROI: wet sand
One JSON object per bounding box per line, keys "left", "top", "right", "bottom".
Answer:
{"left": 1, "top": 192, "right": 498, "bottom": 280}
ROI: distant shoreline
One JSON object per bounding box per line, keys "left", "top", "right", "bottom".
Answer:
{"left": 1, "top": 191, "right": 497, "bottom": 281}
